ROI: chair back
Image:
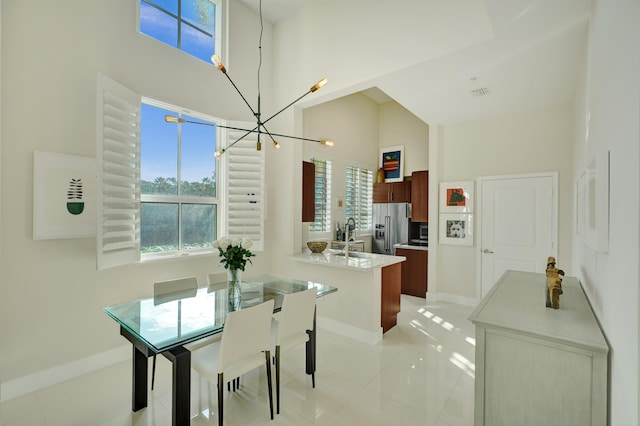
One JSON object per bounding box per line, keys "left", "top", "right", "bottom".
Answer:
{"left": 153, "top": 277, "right": 198, "bottom": 304}
{"left": 276, "top": 287, "right": 317, "bottom": 345}
{"left": 218, "top": 299, "right": 275, "bottom": 372}
{"left": 207, "top": 272, "right": 227, "bottom": 286}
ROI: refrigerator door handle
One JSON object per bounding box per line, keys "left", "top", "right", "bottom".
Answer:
{"left": 385, "top": 216, "right": 391, "bottom": 252}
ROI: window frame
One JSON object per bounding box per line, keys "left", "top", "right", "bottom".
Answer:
{"left": 140, "top": 98, "right": 222, "bottom": 260}
{"left": 345, "top": 162, "right": 374, "bottom": 235}
{"left": 138, "top": 0, "right": 223, "bottom": 64}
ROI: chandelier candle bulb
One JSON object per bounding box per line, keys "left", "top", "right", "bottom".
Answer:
{"left": 211, "top": 54, "right": 226, "bottom": 73}
{"left": 310, "top": 78, "right": 328, "bottom": 92}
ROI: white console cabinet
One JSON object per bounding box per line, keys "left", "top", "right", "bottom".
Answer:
{"left": 469, "top": 270, "right": 608, "bottom": 426}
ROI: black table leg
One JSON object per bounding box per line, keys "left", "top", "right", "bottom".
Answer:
{"left": 164, "top": 346, "right": 191, "bottom": 426}
{"left": 305, "top": 306, "right": 317, "bottom": 387}
{"left": 132, "top": 345, "right": 148, "bottom": 411}
{"left": 120, "top": 327, "right": 152, "bottom": 412}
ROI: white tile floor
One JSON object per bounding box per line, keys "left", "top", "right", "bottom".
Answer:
{"left": 0, "top": 296, "right": 475, "bottom": 426}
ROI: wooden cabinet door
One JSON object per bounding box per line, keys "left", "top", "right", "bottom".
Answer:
{"left": 411, "top": 170, "right": 429, "bottom": 222}
{"left": 374, "top": 181, "right": 411, "bottom": 203}
{"left": 302, "top": 161, "right": 315, "bottom": 222}
{"left": 396, "top": 248, "right": 428, "bottom": 297}
{"left": 373, "top": 183, "right": 389, "bottom": 203}
{"left": 390, "top": 181, "right": 411, "bottom": 202}
{"left": 381, "top": 263, "right": 401, "bottom": 332}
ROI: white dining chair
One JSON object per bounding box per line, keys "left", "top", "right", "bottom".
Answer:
{"left": 191, "top": 299, "right": 276, "bottom": 426}
{"left": 151, "top": 276, "right": 198, "bottom": 391}
{"left": 272, "top": 287, "right": 318, "bottom": 414}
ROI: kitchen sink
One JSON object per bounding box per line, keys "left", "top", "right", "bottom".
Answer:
{"left": 333, "top": 251, "right": 370, "bottom": 259}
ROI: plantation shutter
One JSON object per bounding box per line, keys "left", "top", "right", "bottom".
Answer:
{"left": 346, "top": 166, "right": 373, "bottom": 232}
{"left": 224, "top": 123, "right": 265, "bottom": 251}
{"left": 96, "top": 74, "right": 141, "bottom": 270}
{"left": 310, "top": 158, "right": 332, "bottom": 233}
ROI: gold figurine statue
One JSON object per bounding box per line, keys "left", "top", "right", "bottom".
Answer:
{"left": 546, "top": 256, "right": 565, "bottom": 309}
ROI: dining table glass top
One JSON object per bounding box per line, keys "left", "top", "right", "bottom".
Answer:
{"left": 103, "top": 274, "right": 336, "bottom": 354}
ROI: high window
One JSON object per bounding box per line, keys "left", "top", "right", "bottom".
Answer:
{"left": 139, "top": 0, "right": 222, "bottom": 64}
{"left": 309, "top": 158, "right": 332, "bottom": 233}
{"left": 345, "top": 165, "right": 373, "bottom": 233}
{"left": 140, "top": 100, "right": 218, "bottom": 256}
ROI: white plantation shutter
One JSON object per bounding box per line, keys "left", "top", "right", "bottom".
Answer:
{"left": 346, "top": 165, "right": 373, "bottom": 232}
{"left": 224, "top": 123, "right": 265, "bottom": 251}
{"left": 310, "top": 158, "right": 332, "bottom": 233}
{"left": 96, "top": 74, "right": 141, "bottom": 270}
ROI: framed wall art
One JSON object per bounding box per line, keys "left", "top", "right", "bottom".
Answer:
{"left": 439, "top": 213, "right": 473, "bottom": 246}
{"left": 33, "top": 151, "right": 96, "bottom": 239}
{"left": 379, "top": 145, "right": 404, "bottom": 183}
{"left": 439, "top": 180, "right": 474, "bottom": 213}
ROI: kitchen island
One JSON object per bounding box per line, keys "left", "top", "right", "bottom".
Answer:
{"left": 289, "top": 249, "right": 405, "bottom": 344}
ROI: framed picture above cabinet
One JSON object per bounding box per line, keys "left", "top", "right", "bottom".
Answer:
{"left": 379, "top": 145, "right": 404, "bottom": 183}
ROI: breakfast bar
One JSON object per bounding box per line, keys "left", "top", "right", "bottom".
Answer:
{"left": 289, "top": 249, "right": 405, "bottom": 344}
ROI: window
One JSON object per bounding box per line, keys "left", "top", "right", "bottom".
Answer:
{"left": 345, "top": 165, "right": 373, "bottom": 233}
{"left": 139, "top": 0, "right": 222, "bottom": 64}
{"left": 309, "top": 158, "right": 332, "bottom": 233}
{"left": 97, "top": 75, "right": 264, "bottom": 269}
{"left": 140, "top": 101, "right": 218, "bottom": 256}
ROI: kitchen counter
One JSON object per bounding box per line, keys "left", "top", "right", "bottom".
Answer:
{"left": 290, "top": 249, "right": 405, "bottom": 271}
{"left": 287, "top": 249, "right": 406, "bottom": 344}
{"left": 394, "top": 243, "right": 428, "bottom": 251}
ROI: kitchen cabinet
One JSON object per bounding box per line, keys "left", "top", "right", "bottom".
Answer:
{"left": 373, "top": 181, "right": 411, "bottom": 203}
{"left": 469, "top": 270, "right": 608, "bottom": 426}
{"left": 381, "top": 262, "right": 401, "bottom": 332}
{"left": 395, "top": 247, "right": 428, "bottom": 297}
{"left": 411, "top": 170, "right": 429, "bottom": 222}
{"left": 302, "top": 161, "right": 315, "bottom": 222}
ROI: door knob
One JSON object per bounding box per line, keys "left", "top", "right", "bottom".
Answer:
{"left": 483, "top": 249, "right": 495, "bottom": 254}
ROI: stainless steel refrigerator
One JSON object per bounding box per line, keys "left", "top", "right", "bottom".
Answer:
{"left": 373, "top": 203, "right": 410, "bottom": 254}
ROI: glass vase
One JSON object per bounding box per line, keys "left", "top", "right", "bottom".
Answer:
{"left": 227, "top": 268, "right": 242, "bottom": 311}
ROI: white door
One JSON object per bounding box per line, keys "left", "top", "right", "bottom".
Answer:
{"left": 479, "top": 174, "right": 557, "bottom": 297}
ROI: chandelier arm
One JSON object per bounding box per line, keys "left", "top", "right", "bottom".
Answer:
{"left": 164, "top": 116, "right": 326, "bottom": 144}
{"left": 221, "top": 71, "right": 258, "bottom": 117}
{"left": 220, "top": 123, "right": 323, "bottom": 144}
{"left": 259, "top": 89, "right": 313, "bottom": 127}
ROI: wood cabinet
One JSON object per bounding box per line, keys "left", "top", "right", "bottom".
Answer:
{"left": 373, "top": 181, "right": 411, "bottom": 203}
{"left": 381, "top": 262, "right": 401, "bottom": 333}
{"left": 411, "top": 170, "right": 429, "bottom": 222}
{"left": 302, "top": 161, "right": 315, "bottom": 222}
{"left": 395, "top": 247, "right": 427, "bottom": 297}
{"left": 469, "top": 270, "right": 608, "bottom": 426}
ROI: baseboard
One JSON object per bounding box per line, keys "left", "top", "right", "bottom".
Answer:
{"left": 0, "top": 345, "right": 130, "bottom": 403}
{"left": 426, "top": 291, "right": 478, "bottom": 307}
{"left": 317, "top": 316, "right": 383, "bottom": 345}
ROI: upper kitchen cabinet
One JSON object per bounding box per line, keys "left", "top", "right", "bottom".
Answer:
{"left": 302, "top": 161, "right": 315, "bottom": 222}
{"left": 411, "top": 170, "right": 429, "bottom": 222}
{"left": 373, "top": 181, "right": 411, "bottom": 203}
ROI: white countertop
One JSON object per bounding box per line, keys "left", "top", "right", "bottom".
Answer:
{"left": 394, "top": 243, "right": 429, "bottom": 251}
{"left": 290, "top": 249, "right": 405, "bottom": 271}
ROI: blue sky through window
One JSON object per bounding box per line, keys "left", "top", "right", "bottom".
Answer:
{"left": 140, "top": 0, "right": 216, "bottom": 63}
{"left": 141, "top": 103, "right": 217, "bottom": 185}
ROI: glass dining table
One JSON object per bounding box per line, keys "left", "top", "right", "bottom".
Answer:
{"left": 104, "top": 274, "right": 337, "bottom": 426}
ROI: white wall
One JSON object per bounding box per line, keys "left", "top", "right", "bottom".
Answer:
{"left": 0, "top": 0, "right": 272, "bottom": 390}
{"left": 379, "top": 101, "right": 429, "bottom": 174}
{"left": 430, "top": 103, "right": 575, "bottom": 300}
{"left": 572, "top": 0, "right": 640, "bottom": 424}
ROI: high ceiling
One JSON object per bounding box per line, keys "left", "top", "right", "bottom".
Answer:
{"left": 239, "top": 0, "right": 592, "bottom": 125}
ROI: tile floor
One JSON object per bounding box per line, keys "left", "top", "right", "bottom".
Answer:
{"left": 0, "top": 296, "right": 476, "bottom": 426}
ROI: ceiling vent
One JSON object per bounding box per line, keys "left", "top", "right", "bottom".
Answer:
{"left": 471, "top": 88, "right": 491, "bottom": 97}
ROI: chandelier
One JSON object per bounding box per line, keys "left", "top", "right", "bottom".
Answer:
{"left": 165, "top": 0, "right": 332, "bottom": 157}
